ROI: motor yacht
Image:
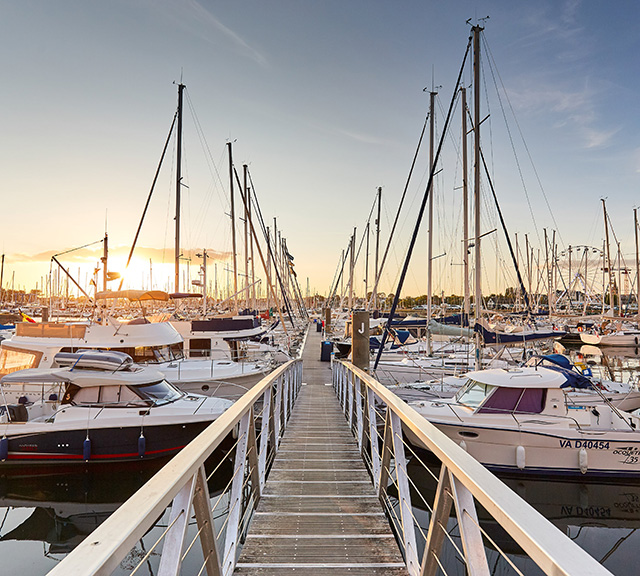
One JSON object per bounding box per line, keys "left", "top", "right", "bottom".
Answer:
{"left": 0, "top": 351, "right": 233, "bottom": 465}
{"left": 408, "top": 366, "right": 640, "bottom": 478}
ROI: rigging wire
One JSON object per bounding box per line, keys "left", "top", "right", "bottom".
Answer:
{"left": 184, "top": 90, "right": 230, "bottom": 250}
{"left": 374, "top": 34, "right": 473, "bottom": 370}
{"left": 367, "top": 110, "right": 431, "bottom": 309}
{"left": 481, "top": 33, "right": 564, "bottom": 250}
{"left": 118, "top": 111, "right": 177, "bottom": 290}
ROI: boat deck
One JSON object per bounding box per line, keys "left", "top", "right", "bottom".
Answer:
{"left": 233, "top": 326, "right": 407, "bottom": 575}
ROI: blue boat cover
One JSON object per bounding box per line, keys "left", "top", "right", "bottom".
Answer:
{"left": 529, "top": 354, "right": 594, "bottom": 389}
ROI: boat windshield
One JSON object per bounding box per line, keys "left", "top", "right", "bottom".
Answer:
{"left": 456, "top": 380, "right": 496, "bottom": 409}
{"left": 112, "top": 344, "right": 185, "bottom": 364}
{"left": 131, "top": 380, "right": 184, "bottom": 405}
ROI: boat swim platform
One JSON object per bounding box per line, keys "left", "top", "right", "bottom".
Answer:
{"left": 233, "top": 327, "right": 408, "bottom": 575}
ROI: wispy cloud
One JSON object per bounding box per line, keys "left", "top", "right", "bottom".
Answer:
{"left": 188, "top": 0, "right": 268, "bottom": 67}
{"left": 330, "top": 127, "right": 389, "bottom": 146}
{"left": 507, "top": 79, "right": 620, "bottom": 150}
{"left": 499, "top": 0, "right": 619, "bottom": 150}
{"left": 517, "top": 0, "right": 586, "bottom": 63}
{"left": 634, "top": 148, "right": 640, "bottom": 174}
{"left": 153, "top": 0, "right": 268, "bottom": 67}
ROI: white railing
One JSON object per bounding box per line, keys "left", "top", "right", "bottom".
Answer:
{"left": 333, "top": 359, "right": 614, "bottom": 576}
{"left": 47, "top": 358, "right": 302, "bottom": 576}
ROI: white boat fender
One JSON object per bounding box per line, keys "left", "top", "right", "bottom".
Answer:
{"left": 459, "top": 440, "right": 467, "bottom": 451}
{"left": 516, "top": 445, "right": 526, "bottom": 469}
{"left": 579, "top": 447, "right": 588, "bottom": 474}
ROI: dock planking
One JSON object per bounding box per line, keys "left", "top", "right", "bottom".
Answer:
{"left": 233, "top": 326, "right": 408, "bottom": 575}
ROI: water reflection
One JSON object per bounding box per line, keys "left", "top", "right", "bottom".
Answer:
{"left": 0, "top": 453, "right": 233, "bottom": 574}
{"left": 404, "top": 458, "right": 640, "bottom": 575}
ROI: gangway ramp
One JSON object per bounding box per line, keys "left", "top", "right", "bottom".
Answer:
{"left": 234, "top": 327, "right": 407, "bottom": 574}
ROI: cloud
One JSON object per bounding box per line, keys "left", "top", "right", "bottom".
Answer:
{"left": 331, "top": 127, "right": 389, "bottom": 145}
{"left": 152, "top": 0, "right": 268, "bottom": 67}
{"left": 189, "top": 0, "right": 268, "bottom": 66}
{"left": 506, "top": 77, "right": 619, "bottom": 150}
{"left": 634, "top": 148, "right": 640, "bottom": 174}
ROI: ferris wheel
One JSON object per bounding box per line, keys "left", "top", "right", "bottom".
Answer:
{"left": 554, "top": 245, "right": 607, "bottom": 313}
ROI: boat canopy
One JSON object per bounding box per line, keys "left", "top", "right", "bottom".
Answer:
{"left": 96, "top": 290, "right": 170, "bottom": 301}
{"left": 465, "top": 367, "right": 567, "bottom": 389}
{"left": 1, "top": 366, "right": 166, "bottom": 388}
{"left": 169, "top": 292, "right": 203, "bottom": 299}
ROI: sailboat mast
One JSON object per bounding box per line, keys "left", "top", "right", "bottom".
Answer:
{"left": 473, "top": 24, "right": 483, "bottom": 369}
{"left": 635, "top": 208, "right": 639, "bottom": 323}
{"left": 348, "top": 227, "right": 355, "bottom": 310}
{"left": 602, "top": 198, "right": 616, "bottom": 314}
{"left": 102, "top": 233, "right": 108, "bottom": 292}
{"left": 374, "top": 186, "right": 381, "bottom": 310}
{"left": 364, "top": 221, "right": 370, "bottom": 304}
{"left": 175, "top": 83, "right": 185, "bottom": 293}
{"left": 461, "top": 87, "right": 470, "bottom": 319}
{"left": 227, "top": 142, "right": 239, "bottom": 313}
{"left": 427, "top": 89, "right": 436, "bottom": 355}
{"left": 243, "top": 164, "right": 250, "bottom": 310}
{"left": 0, "top": 254, "right": 4, "bottom": 304}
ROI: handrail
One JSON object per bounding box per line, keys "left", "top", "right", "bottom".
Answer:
{"left": 333, "top": 359, "right": 613, "bottom": 576}
{"left": 47, "top": 357, "right": 302, "bottom": 576}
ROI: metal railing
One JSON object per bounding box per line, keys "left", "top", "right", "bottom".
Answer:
{"left": 333, "top": 359, "right": 614, "bottom": 576}
{"left": 47, "top": 357, "right": 302, "bottom": 576}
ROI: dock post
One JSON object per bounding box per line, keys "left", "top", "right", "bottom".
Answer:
{"left": 351, "top": 310, "right": 369, "bottom": 372}
{"left": 323, "top": 307, "right": 331, "bottom": 335}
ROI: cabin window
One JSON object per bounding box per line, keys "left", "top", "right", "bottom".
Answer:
{"left": 64, "top": 384, "right": 142, "bottom": 406}
{"left": 456, "top": 380, "right": 495, "bottom": 408}
{"left": 71, "top": 386, "right": 100, "bottom": 404}
{"left": 116, "top": 344, "right": 184, "bottom": 364}
{"left": 477, "top": 387, "right": 546, "bottom": 415}
{"left": 189, "top": 338, "right": 211, "bottom": 358}
{"left": 132, "top": 380, "right": 183, "bottom": 405}
{"left": 0, "top": 346, "right": 42, "bottom": 376}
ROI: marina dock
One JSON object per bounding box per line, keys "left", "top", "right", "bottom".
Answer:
{"left": 234, "top": 326, "right": 408, "bottom": 575}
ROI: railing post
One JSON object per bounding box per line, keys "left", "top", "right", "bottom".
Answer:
{"left": 223, "top": 410, "right": 252, "bottom": 576}
{"left": 258, "top": 388, "right": 272, "bottom": 491}
{"left": 342, "top": 364, "right": 348, "bottom": 412}
{"left": 421, "top": 466, "right": 454, "bottom": 576}
{"left": 347, "top": 371, "right": 354, "bottom": 429}
{"left": 157, "top": 473, "right": 198, "bottom": 576}
{"left": 193, "top": 465, "right": 223, "bottom": 576}
{"left": 390, "top": 411, "right": 420, "bottom": 576}
{"left": 273, "top": 377, "right": 282, "bottom": 445}
{"left": 288, "top": 367, "right": 295, "bottom": 410}
{"left": 449, "top": 473, "right": 490, "bottom": 576}
{"left": 280, "top": 373, "right": 289, "bottom": 425}
{"left": 367, "top": 387, "right": 381, "bottom": 489}
{"left": 378, "top": 410, "right": 393, "bottom": 501}
{"left": 246, "top": 406, "right": 261, "bottom": 506}
{"left": 356, "top": 378, "right": 364, "bottom": 452}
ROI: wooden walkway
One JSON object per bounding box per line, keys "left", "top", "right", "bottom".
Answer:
{"left": 234, "top": 326, "right": 408, "bottom": 575}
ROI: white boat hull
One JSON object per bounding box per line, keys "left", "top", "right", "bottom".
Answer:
{"left": 580, "top": 332, "right": 640, "bottom": 347}
{"left": 406, "top": 417, "right": 640, "bottom": 478}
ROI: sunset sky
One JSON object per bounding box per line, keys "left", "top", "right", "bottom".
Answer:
{"left": 1, "top": 1, "right": 639, "bottom": 301}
